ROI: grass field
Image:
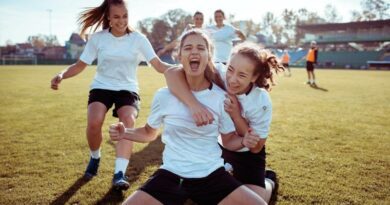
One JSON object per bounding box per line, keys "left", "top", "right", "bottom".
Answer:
{"left": 0, "top": 65, "right": 389, "bottom": 205}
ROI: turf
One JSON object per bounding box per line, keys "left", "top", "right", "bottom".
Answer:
{"left": 0, "top": 65, "right": 389, "bottom": 204}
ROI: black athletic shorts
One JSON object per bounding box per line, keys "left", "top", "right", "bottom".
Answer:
{"left": 87, "top": 89, "right": 140, "bottom": 118}
{"left": 221, "top": 145, "right": 266, "bottom": 188}
{"left": 140, "top": 167, "right": 242, "bottom": 205}
{"left": 282, "top": 63, "right": 289, "bottom": 68}
{"left": 306, "top": 61, "right": 315, "bottom": 71}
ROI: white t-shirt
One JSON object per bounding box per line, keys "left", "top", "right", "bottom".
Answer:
{"left": 80, "top": 29, "right": 157, "bottom": 93}
{"left": 215, "top": 63, "right": 272, "bottom": 152}
{"left": 147, "top": 85, "right": 236, "bottom": 178}
{"left": 206, "top": 24, "right": 237, "bottom": 63}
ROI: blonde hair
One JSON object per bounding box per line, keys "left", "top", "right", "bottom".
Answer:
{"left": 78, "top": 0, "right": 134, "bottom": 39}
{"left": 179, "top": 29, "right": 225, "bottom": 89}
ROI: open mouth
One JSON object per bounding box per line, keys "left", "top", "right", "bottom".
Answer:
{"left": 189, "top": 59, "right": 200, "bottom": 71}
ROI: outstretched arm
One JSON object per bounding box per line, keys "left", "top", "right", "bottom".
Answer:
{"left": 149, "top": 57, "right": 174, "bottom": 74}
{"left": 50, "top": 60, "right": 88, "bottom": 90}
{"left": 164, "top": 67, "right": 214, "bottom": 126}
{"left": 109, "top": 122, "right": 158, "bottom": 143}
{"left": 235, "top": 29, "right": 246, "bottom": 41}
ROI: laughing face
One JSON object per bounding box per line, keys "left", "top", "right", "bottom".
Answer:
{"left": 108, "top": 4, "right": 128, "bottom": 36}
{"left": 179, "top": 34, "right": 210, "bottom": 77}
{"left": 226, "top": 53, "right": 258, "bottom": 95}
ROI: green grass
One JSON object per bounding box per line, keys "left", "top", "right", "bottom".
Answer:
{"left": 0, "top": 66, "right": 389, "bottom": 204}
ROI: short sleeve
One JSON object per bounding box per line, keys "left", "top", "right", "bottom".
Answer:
{"left": 138, "top": 33, "right": 157, "bottom": 62}
{"left": 251, "top": 92, "right": 272, "bottom": 139}
{"left": 146, "top": 90, "right": 164, "bottom": 129}
{"left": 79, "top": 34, "right": 98, "bottom": 65}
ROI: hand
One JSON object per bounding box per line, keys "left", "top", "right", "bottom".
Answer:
{"left": 109, "top": 122, "right": 126, "bottom": 141}
{"left": 242, "top": 128, "right": 260, "bottom": 148}
{"left": 189, "top": 103, "right": 214, "bottom": 126}
{"left": 224, "top": 94, "right": 241, "bottom": 118}
{"left": 157, "top": 49, "right": 166, "bottom": 57}
{"left": 50, "top": 73, "right": 63, "bottom": 90}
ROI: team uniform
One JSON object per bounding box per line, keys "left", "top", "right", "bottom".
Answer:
{"left": 140, "top": 85, "right": 242, "bottom": 205}
{"left": 206, "top": 24, "right": 238, "bottom": 64}
{"left": 306, "top": 48, "right": 318, "bottom": 71}
{"left": 80, "top": 29, "right": 157, "bottom": 117}
{"left": 216, "top": 63, "right": 273, "bottom": 188}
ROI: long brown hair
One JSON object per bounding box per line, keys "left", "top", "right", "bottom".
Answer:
{"left": 178, "top": 29, "right": 225, "bottom": 90}
{"left": 231, "top": 43, "right": 284, "bottom": 90}
{"left": 78, "top": 0, "right": 134, "bottom": 39}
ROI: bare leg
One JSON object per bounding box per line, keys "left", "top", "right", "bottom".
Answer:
{"left": 122, "top": 190, "right": 163, "bottom": 205}
{"left": 116, "top": 106, "right": 137, "bottom": 159}
{"left": 86, "top": 102, "right": 107, "bottom": 151}
{"left": 219, "top": 185, "right": 267, "bottom": 205}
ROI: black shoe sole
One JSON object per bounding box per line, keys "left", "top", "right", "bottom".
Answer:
{"left": 113, "top": 182, "right": 130, "bottom": 191}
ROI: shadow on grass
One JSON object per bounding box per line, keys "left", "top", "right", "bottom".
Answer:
{"left": 50, "top": 176, "right": 91, "bottom": 205}
{"left": 97, "top": 135, "right": 164, "bottom": 203}
{"left": 309, "top": 84, "right": 328, "bottom": 92}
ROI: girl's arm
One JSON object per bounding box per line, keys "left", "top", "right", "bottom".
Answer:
{"left": 224, "top": 94, "right": 249, "bottom": 136}
{"left": 109, "top": 122, "right": 158, "bottom": 143}
{"left": 164, "top": 67, "right": 214, "bottom": 126}
{"left": 50, "top": 60, "right": 88, "bottom": 90}
{"left": 149, "top": 57, "right": 173, "bottom": 74}
{"left": 235, "top": 29, "right": 246, "bottom": 41}
{"left": 221, "top": 130, "right": 260, "bottom": 151}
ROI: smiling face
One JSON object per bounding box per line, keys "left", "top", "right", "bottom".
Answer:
{"left": 179, "top": 34, "right": 210, "bottom": 78}
{"left": 108, "top": 4, "right": 128, "bottom": 36}
{"left": 214, "top": 11, "right": 225, "bottom": 27}
{"left": 226, "top": 53, "right": 258, "bottom": 95}
{"left": 193, "top": 13, "right": 204, "bottom": 28}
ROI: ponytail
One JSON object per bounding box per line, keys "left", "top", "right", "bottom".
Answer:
{"left": 78, "top": 0, "right": 133, "bottom": 39}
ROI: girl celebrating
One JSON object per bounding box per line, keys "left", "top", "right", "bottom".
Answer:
{"left": 109, "top": 29, "right": 266, "bottom": 205}
{"left": 50, "top": 0, "right": 171, "bottom": 190}
{"left": 165, "top": 42, "right": 283, "bottom": 203}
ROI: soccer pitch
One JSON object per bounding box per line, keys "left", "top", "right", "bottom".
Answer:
{"left": 0, "top": 65, "right": 389, "bottom": 204}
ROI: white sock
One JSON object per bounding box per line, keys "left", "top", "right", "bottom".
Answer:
{"left": 265, "top": 178, "right": 275, "bottom": 190}
{"left": 90, "top": 149, "right": 101, "bottom": 159}
{"left": 114, "top": 158, "right": 129, "bottom": 174}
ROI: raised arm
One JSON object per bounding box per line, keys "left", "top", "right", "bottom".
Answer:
{"left": 50, "top": 60, "right": 88, "bottom": 90}
{"left": 109, "top": 122, "right": 158, "bottom": 143}
{"left": 164, "top": 67, "right": 214, "bottom": 126}
{"left": 235, "top": 29, "right": 246, "bottom": 41}
{"left": 224, "top": 94, "right": 249, "bottom": 136}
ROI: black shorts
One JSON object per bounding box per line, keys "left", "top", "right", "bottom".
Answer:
{"left": 221, "top": 145, "right": 266, "bottom": 188}
{"left": 282, "top": 63, "right": 289, "bottom": 68}
{"left": 306, "top": 61, "right": 315, "bottom": 71}
{"left": 87, "top": 89, "right": 140, "bottom": 118}
{"left": 140, "top": 168, "right": 242, "bottom": 205}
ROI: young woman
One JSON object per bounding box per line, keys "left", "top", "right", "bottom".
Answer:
{"left": 164, "top": 42, "right": 283, "bottom": 203}
{"left": 109, "top": 30, "right": 266, "bottom": 205}
{"left": 50, "top": 0, "right": 171, "bottom": 190}
{"left": 206, "top": 9, "right": 246, "bottom": 64}
{"left": 157, "top": 11, "right": 205, "bottom": 57}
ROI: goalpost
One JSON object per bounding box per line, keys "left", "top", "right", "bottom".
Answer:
{"left": 1, "top": 55, "right": 38, "bottom": 65}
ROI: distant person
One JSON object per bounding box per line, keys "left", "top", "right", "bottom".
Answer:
{"left": 50, "top": 0, "right": 171, "bottom": 191}
{"left": 306, "top": 41, "right": 318, "bottom": 85}
{"left": 109, "top": 29, "right": 267, "bottom": 205}
{"left": 207, "top": 9, "right": 246, "bottom": 64}
{"left": 281, "top": 50, "right": 291, "bottom": 76}
{"left": 157, "top": 11, "right": 205, "bottom": 57}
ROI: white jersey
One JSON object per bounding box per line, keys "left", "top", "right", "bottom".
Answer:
{"left": 147, "top": 85, "right": 236, "bottom": 178}
{"left": 80, "top": 29, "right": 156, "bottom": 93}
{"left": 206, "top": 24, "right": 237, "bottom": 63}
{"left": 215, "top": 63, "right": 272, "bottom": 152}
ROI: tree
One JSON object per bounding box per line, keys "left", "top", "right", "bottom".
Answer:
{"left": 324, "top": 4, "right": 342, "bottom": 22}
{"left": 351, "top": 0, "right": 389, "bottom": 21}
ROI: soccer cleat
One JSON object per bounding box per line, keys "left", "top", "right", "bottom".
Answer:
{"left": 265, "top": 169, "right": 279, "bottom": 202}
{"left": 112, "top": 171, "right": 130, "bottom": 191}
{"left": 84, "top": 157, "right": 100, "bottom": 178}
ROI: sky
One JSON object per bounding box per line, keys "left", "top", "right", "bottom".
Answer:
{"left": 0, "top": 0, "right": 363, "bottom": 46}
